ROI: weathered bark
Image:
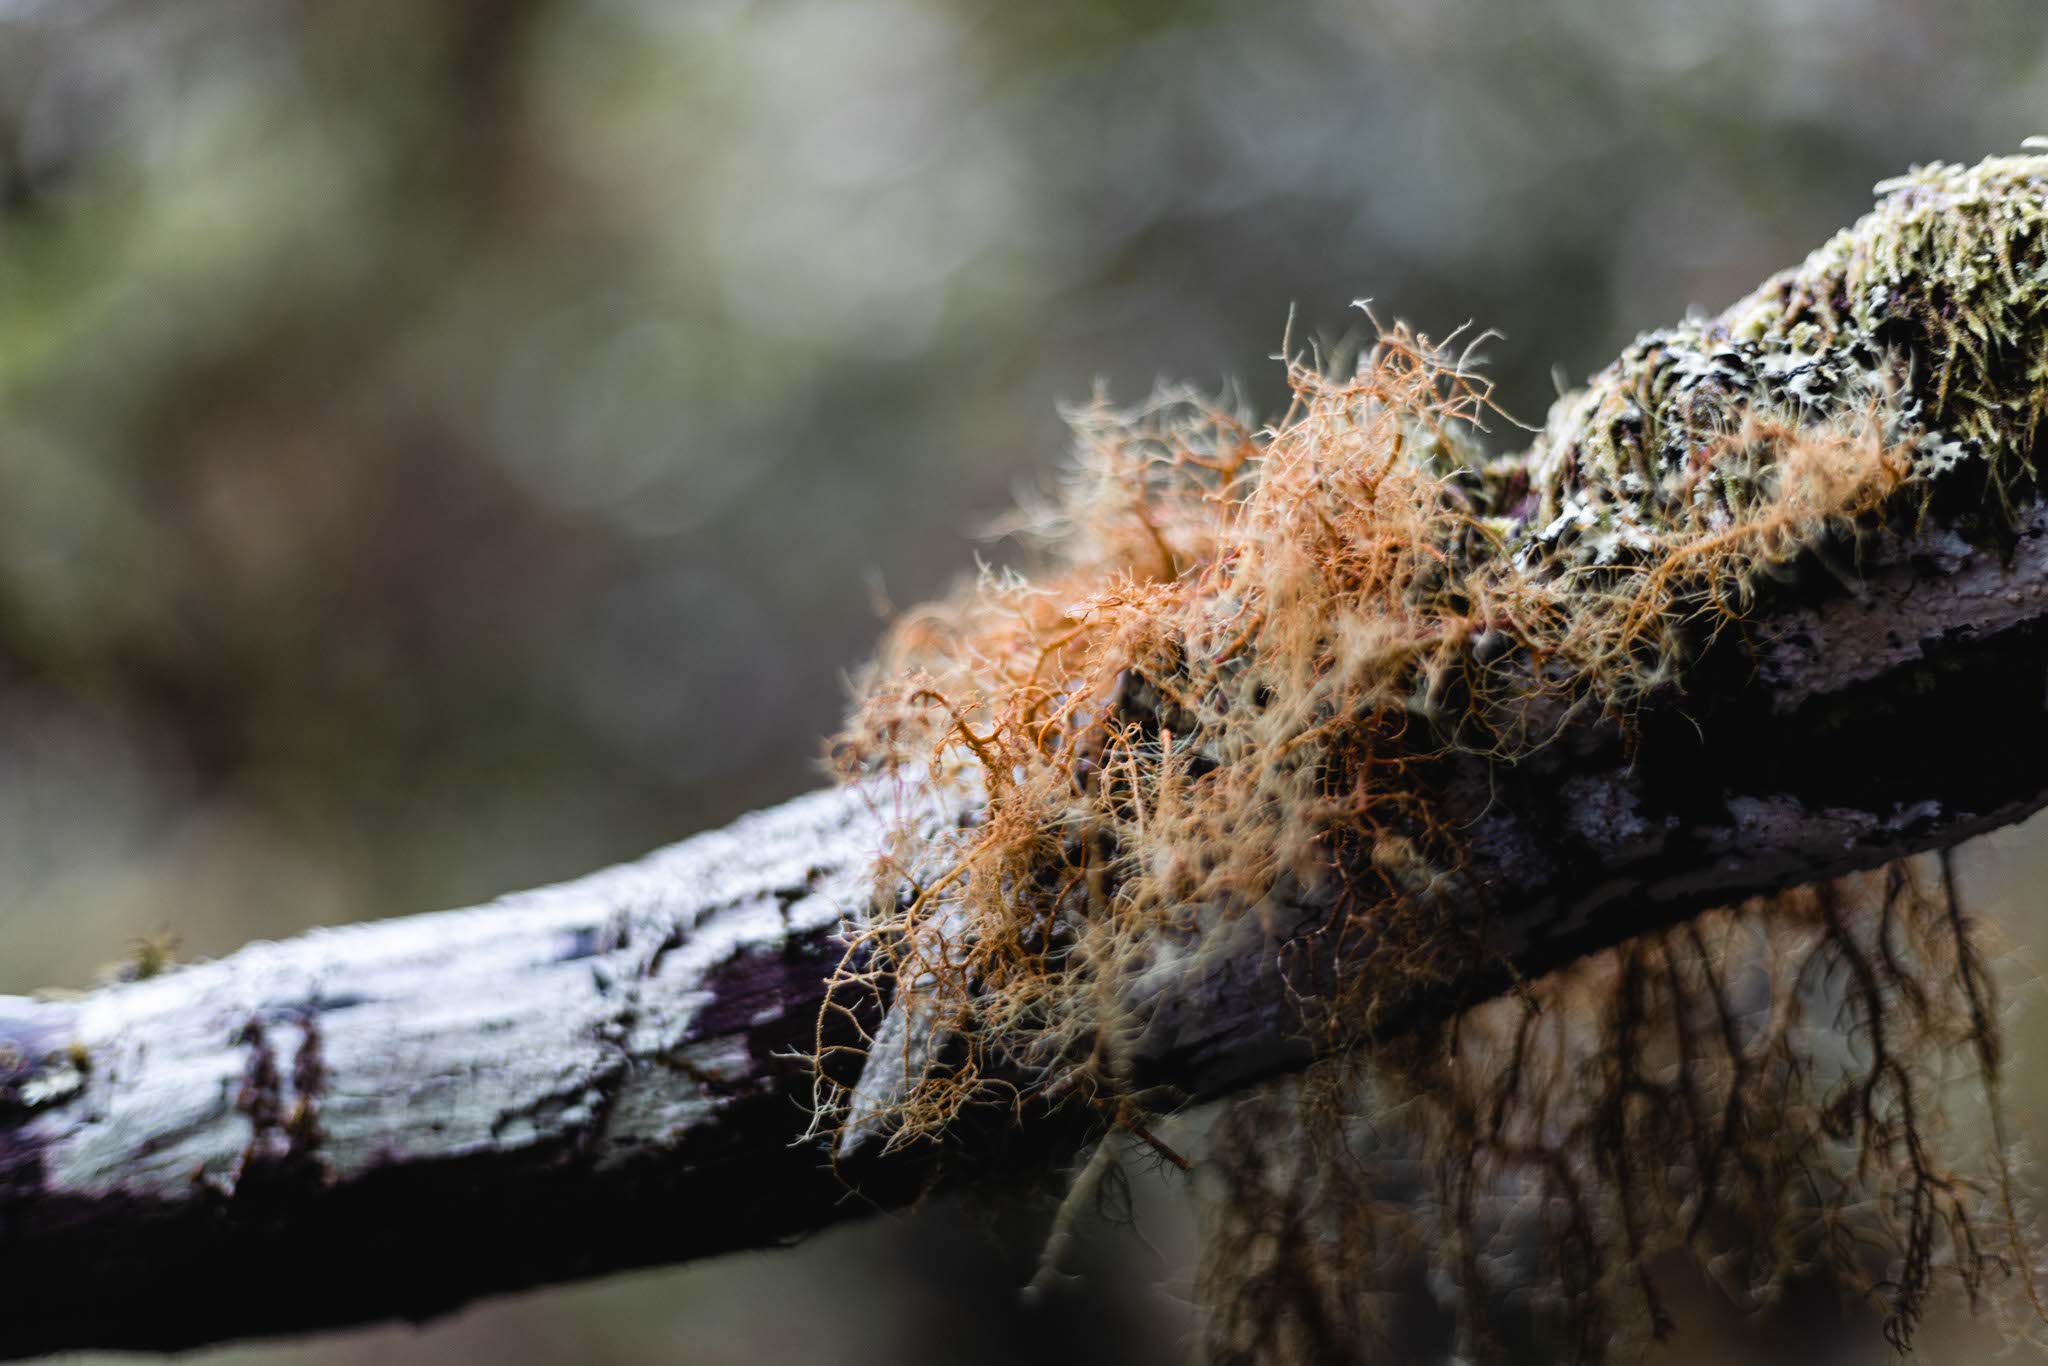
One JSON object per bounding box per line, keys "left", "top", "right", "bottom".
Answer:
{"left": 3, "top": 501, "right": 2048, "bottom": 1358}
{"left": 0, "top": 787, "right": 915, "bottom": 1359}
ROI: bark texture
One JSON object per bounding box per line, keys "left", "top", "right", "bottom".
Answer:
{"left": 4, "top": 503, "right": 2048, "bottom": 1358}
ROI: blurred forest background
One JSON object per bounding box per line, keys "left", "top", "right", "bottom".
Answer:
{"left": 5, "top": 1, "right": 2048, "bottom": 1362}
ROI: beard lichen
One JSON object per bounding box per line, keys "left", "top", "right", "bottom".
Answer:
{"left": 812, "top": 149, "right": 2048, "bottom": 1360}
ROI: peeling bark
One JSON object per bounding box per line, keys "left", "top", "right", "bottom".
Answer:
{"left": 5, "top": 503, "right": 2048, "bottom": 1357}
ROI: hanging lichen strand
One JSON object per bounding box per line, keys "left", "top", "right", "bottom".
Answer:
{"left": 812, "top": 149, "right": 2048, "bottom": 1358}
{"left": 1199, "top": 859, "right": 2034, "bottom": 1364}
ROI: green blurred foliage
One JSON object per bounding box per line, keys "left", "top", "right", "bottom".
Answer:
{"left": 2, "top": 0, "right": 2047, "bottom": 1362}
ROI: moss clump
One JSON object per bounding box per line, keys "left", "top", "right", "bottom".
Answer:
{"left": 1520, "top": 149, "right": 2048, "bottom": 574}
{"left": 813, "top": 149, "right": 2048, "bottom": 1360}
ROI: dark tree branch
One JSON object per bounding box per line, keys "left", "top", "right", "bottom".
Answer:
{"left": 4, "top": 492, "right": 2047, "bottom": 1358}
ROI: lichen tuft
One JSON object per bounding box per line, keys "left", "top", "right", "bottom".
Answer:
{"left": 811, "top": 149, "right": 2048, "bottom": 1361}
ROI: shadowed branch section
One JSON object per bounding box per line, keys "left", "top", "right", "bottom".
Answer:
{"left": 1, "top": 488, "right": 2047, "bottom": 1356}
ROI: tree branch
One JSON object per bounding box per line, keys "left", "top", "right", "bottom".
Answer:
{"left": 3, "top": 496, "right": 2046, "bottom": 1358}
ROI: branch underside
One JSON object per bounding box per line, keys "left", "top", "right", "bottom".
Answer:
{"left": 1, "top": 499, "right": 2045, "bottom": 1357}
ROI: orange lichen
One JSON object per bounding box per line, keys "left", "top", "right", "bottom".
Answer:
{"left": 811, "top": 150, "right": 2048, "bottom": 1360}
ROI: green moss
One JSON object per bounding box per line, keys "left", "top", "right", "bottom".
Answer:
{"left": 1519, "top": 149, "right": 2048, "bottom": 573}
